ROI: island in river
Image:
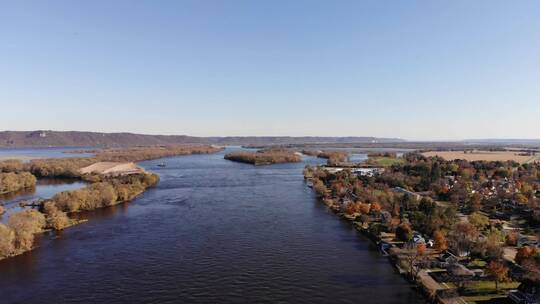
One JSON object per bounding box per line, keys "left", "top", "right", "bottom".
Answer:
{"left": 224, "top": 149, "right": 302, "bottom": 165}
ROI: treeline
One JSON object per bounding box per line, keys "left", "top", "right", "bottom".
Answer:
{"left": 0, "top": 145, "right": 223, "bottom": 178}
{"left": 302, "top": 149, "right": 349, "bottom": 165}
{"left": 94, "top": 145, "right": 223, "bottom": 162}
{"left": 224, "top": 150, "right": 301, "bottom": 165}
{"left": 367, "top": 152, "right": 397, "bottom": 158}
{"left": 50, "top": 173, "right": 159, "bottom": 213}
{"left": 0, "top": 172, "right": 37, "bottom": 194}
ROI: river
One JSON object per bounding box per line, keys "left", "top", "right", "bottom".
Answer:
{"left": 0, "top": 179, "right": 86, "bottom": 224}
{"left": 0, "top": 148, "right": 424, "bottom": 303}
{"left": 0, "top": 147, "right": 95, "bottom": 160}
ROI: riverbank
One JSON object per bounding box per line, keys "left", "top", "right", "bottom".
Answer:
{"left": 315, "top": 195, "right": 439, "bottom": 302}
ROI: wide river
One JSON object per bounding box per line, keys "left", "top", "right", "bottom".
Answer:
{"left": 0, "top": 148, "right": 424, "bottom": 303}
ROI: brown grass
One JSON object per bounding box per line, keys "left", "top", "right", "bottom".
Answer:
{"left": 422, "top": 150, "right": 537, "bottom": 163}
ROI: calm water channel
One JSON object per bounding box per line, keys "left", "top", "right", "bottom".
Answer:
{"left": 0, "top": 148, "right": 424, "bottom": 303}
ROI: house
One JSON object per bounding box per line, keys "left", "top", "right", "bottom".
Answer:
{"left": 437, "top": 251, "right": 458, "bottom": 267}
{"left": 352, "top": 167, "right": 384, "bottom": 177}
{"left": 412, "top": 233, "right": 425, "bottom": 245}
{"left": 393, "top": 187, "right": 422, "bottom": 200}
{"left": 518, "top": 235, "right": 539, "bottom": 248}
{"left": 380, "top": 211, "right": 392, "bottom": 223}
{"left": 447, "top": 263, "right": 475, "bottom": 278}
{"left": 509, "top": 279, "right": 540, "bottom": 304}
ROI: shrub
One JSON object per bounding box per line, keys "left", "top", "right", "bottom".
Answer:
{"left": 8, "top": 209, "right": 46, "bottom": 252}
{"left": 43, "top": 201, "right": 71, "bottom": 230}
{"left": 397, "top": 223, "right": 413, "bottom": 242}
{"left": 0, "top": 172, "right": 37, "bottom": 194}
{"left": 313, "top": 179, "right": 328, "bottom": 198}
{"left": 51, "top": 173, "right": 158, "bottom": 212}
{"left": 0, "top": 224, "right": 15, "bottom": 258}
{"left": 0, "top": 160, "right": 24, "bottom": 173}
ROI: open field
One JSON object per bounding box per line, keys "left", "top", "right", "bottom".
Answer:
{"left": 422, "top": 150, "right": 538, "bottom": 163}
{"left": 366, "top": 156, "right": 405, "bottom": 167}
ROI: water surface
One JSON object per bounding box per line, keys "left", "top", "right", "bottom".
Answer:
{"left": 0, "top": 179, "right": 86, "bottom": 224}
{"left": 0, "top": 147, "right": 95, "bottom": 160}
{"left": 0, "top": 149, "right": 424, "bottom": 303}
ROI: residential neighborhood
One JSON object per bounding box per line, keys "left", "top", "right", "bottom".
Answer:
{"left": 304, "top": 152, "right": 540, "bottom": 304}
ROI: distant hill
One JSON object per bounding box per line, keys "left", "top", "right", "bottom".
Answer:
{"left": 0, "top": 131, "right": 404, "bottom": 148}
{"left": 462, "top": 139, "right": 540, "bottom": 145}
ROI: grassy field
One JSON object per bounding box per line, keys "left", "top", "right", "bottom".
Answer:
{"left": 422, "top": 150, "right": 537, "bottom": 163}
{"left": 367, "top": 156, "right": 405, "bottom": 167}
{"left": 455, "top": 280, "right": 519, "bottom": 304}
{"left": 463, "top": 281, "right": 520, "bottom": 294}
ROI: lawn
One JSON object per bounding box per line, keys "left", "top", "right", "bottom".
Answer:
{"left": 367, "top": 157, "right": 405, "bottom": 167}
{"left": 467, "top": 259, "right": 487, "bottom": 268}
{"left": 462, "top": 280, "right": 520, "bottom": 296}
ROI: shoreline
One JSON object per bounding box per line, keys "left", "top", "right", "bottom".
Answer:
{"left": 307, "top": 179, "right": 444, "bottom": 304}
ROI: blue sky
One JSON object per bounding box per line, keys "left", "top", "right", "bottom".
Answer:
{"left": 1, "top": 0, "right": 539, "bottom": 140}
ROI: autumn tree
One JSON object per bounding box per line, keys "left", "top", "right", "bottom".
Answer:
{"left": 448, "top": 222, "right": 479, "bottom": 256}
{"left": 43, "top": 201, "right": 71, "bottom": 230}
{"left": 0, "top": 172, "right": 37, "bottom": 194}
{"left": 396, "top": 223, "right": 413, "bottom": 242}
{"left": 515, "top": 193, "right": 528, "bottom": 205}
{"left": 505, "top": 231, "right": 519, "bottom": 246}
{"left": 469, "top": 192, "right": 483, "bottom": 212}
{"left": 371, "top": 202, "right": 381, "bottom": 212}
{"left": 433, "top": 230, "right": 448, "bottom": 251}
{"left": 357, "top": 202, "right": 371, "bottom": 215}
{"left": 313, "top": 179, "right": 328, "bottom": 198}
{"left": 468, "top": 212, "right": 489, "bottom": 231}
{"left": 486, "top": 260, "right": 510, "bottom": 291}
{"left": 0, "top": 224, "right": 15, "bottom": 258}
{"left": 515, "top": 246, "right": 536, "bottom": 264}
{"left": 403, "top": 243, "right": 427, "bottom": 281}
{"left": 7, "top": 209, "right": 46, "bottom": 252}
